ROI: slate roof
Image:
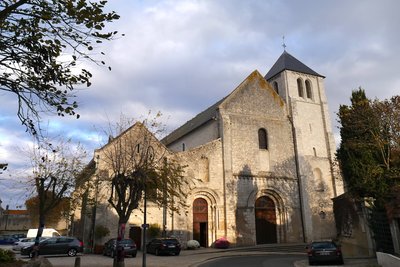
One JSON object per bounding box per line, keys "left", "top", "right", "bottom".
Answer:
{"left": 162, "top": 52, "right": 323, "bottom": 146}
{"left": 264, "top": 51, "right": 324, "bottom": 80}
{"left": 161, "top": 97, "right": 226, "bottom": 146}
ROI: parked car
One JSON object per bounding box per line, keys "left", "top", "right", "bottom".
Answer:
{"left": 11, "top": 233, "right": 27, "bottom": 240}
{"left": 26, "top": 228, "right": 60, "bottom": 238}
{"left": 146, "top": 238, "right": 181, "bottom": 256}
{"left": 20, "top": 236, "right": 83, "bottom": 258}
{"left": 214, "top": 237, "right": 230, "bottom": 249}
{"left": 103, "top": 238, "right": 137, "bottom": 258}
{"left": 307, "top": 240, "right": 344, "bottom": 265}
{"left": 0, "top": 235, "right": 18, "bottom": 245}
{"left": 12, "top": 237, "right": 47, "bottom": 251}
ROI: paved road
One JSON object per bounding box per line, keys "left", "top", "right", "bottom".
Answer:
{"left": 1, "top": 244, "right": 378, "bottom": 267}
{"left": 2, "top": 244, "right": 306, "bottom": 267}
{"left": 197, "top": 254, "right": 303, "bottom": 267}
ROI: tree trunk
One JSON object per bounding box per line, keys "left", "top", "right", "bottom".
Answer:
{"left": 113, "top": 222, "right": 126, "bottom": 267}
{"left": 32, "top": 217, "right": 45, "bottom": 259}
{"left": 32, "top": 178, "right": 46, "bottom": 259}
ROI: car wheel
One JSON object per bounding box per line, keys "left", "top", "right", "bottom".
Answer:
{"left": 308, "top": 260, "right": 314, "bottom": 266}
{"left": 155, "top": 248, "right": 159, "bottom": 256}
{"left": 29, "top": 251, "right": 35, "bottom": 258}
{"left": 175, "top": 251, "right": 180, "bottom": 256}
{"left": 132, "top": 252, "right": 137, "bottom": 258}
{"left": 67, "top": 248, "right": 77, "bottom": 257}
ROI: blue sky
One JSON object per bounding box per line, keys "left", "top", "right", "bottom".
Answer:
{"left": 1, "top": 0, "right": 400, "bottom": 209}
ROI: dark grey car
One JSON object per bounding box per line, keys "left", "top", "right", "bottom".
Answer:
{"left": 103, "top": 238, "right": 137, "bottom": 258}
{"left": 146, "top": 238, "right": 181, "bottom": 256}
{"left": 307, "top": 240, "right": 344, "bottom": 265}
{"left": 21, "top": 236, "right": 83, "bottom": 258}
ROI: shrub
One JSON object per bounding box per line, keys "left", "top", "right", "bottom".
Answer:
{"left": 95, "top": 224, "right": 110, "bottom": 240}
{"left": 0, "top": 248, "right": 16, "bottom": 263}
{"left": 187, "top": 240, "right": 200, "bottom": 249}
{"left": 147, "top": 223, "right": 161, "bottom": 239}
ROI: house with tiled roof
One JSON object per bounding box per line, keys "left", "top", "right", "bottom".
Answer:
{"left": 0, "top": 199, "right": 33, "bottom": 232}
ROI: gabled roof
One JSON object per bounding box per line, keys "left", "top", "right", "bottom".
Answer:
{"left": 161, "top": 97, "right": 226, "bottom": 146}
{"left": 162, "top": 70, "right": 279, "bottom": 146}
{"left": 163, "top": 52, "right": 319, "bottom": 146}
{"left": 264, "top": 51, "right": 324, "bottom": 80}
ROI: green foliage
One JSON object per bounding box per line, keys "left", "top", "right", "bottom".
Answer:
{"left": 337, "top": 88, "right": 400, "bottom": 206}
{"left": 0, "top": 248, "right": 16, "bottom": 263}
{"left": 147, "top": 223, "right": 161, "bottom": 239}
{"left": 0, "top": 1, "right": 120, "bottom": 136}
{"left": 95, "top": 224, "right": 110, "bottom": 239}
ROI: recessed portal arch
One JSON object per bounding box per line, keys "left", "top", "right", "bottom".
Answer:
{"left": 255, "top": 195, "right": 277, "bottom": 244}
{"left": 193, "top": 198, "right": 208, "bottom": 247}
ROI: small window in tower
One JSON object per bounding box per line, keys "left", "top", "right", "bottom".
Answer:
{"left": 273, "top": 81, "right": 279, "bottom": 94}
{"left": 182, "top": 143, "right": 186, "bottom": 151}
{"left": 297, "top": 78, "right": 304, "bottom": 98}
{"left": 258, "top": 128, "right": 268, "bottom": 150}
{"left": 305, "top": 80, "right": 313, "bottom": 99}
{"left": 313, "top": 147, "right": 317, "bottom": 157}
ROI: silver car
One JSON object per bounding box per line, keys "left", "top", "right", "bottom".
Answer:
{"left": 12, "top": 237, "right": 47, "bottom": 251}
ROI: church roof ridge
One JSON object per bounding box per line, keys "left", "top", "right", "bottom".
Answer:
{"left": 161, "top": 70, "right": 264, "bottom": 146}
{"left": 264, "top": 51, "right": 324, "bottom": 80}
{"left": 161, "top": 97, "right": 226, "bottom": 146}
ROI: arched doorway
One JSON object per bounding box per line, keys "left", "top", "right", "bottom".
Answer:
{"left": 193, "top": 198, "right": 208, "bottom": 247}
{"left": 255, "top": 196, "right": 277, "bottom": 244}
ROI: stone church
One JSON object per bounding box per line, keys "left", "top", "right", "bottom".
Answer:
{"left": 76, "top": 51, "right": 344, "bottom": 248}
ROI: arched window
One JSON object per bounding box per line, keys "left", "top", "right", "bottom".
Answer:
{"left": 297, "top": 78, "right": 304, "bottom": 98}
{"left": 182, "top": 143, "right": 186, "bottom": 151}
{"left": 273, "top": 81, "right": 279, "bottom": 94}
{"left": 258, "top": 128, "right": 268, "bottom": 150}
{"left": 305, "top": 80, "right": 312, "bottom": 99}
{"left": 313, "top": 168, "right": 325, "bottom": 192}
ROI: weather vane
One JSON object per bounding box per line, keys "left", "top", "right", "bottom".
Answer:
{"left": 282, "top": 35, "right": 287, "bottom": 51}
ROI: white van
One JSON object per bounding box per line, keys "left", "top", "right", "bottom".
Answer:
{"left": 26, "top": 228, "right": 61, "bottom": 238}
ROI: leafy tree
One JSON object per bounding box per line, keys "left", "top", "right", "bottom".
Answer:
{"left": 0, "top": 0, "right": 120, "bottom": 136}
{"left": 337, "top": 88, "right": 400, "bottom": 206}
{"left": 27, "top": 138, "right": 87, "bottom": 258}
{"left": 337, "top": 89, "right": 400, "bottom": 253}
{"left": 25, "top": 194, "right": 70, "bottom": 227}
{"left": 95, "top": 114, "right": 189, "bottom": 267}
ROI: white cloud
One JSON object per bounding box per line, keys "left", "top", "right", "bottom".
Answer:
{"left": 1, "top": 0, "right": 400, "bottom": 208}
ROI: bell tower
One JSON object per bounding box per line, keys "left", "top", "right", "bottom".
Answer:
{"left": 265, "top": 51, "right": 343, "bottom": 242}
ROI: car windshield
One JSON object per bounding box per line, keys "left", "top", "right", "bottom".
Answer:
{"left": 312, "top": 242, "right": 336, "bottom": 249}
{"left": 120, "top": 239, "right": 133, "bottom": 244}
{"left": 163, "top": 239, "right": 178, "bottom": 244}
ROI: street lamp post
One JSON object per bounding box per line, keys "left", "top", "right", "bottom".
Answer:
{"left": 91, "top": 155, "right": 100, "bottom": 253}
{"left": 140, "top": 144, "right": 154, "bottom": 267}
{"left": 142, "top": 180, "right": 148, "bottom": 267}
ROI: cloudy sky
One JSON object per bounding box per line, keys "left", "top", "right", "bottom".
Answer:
{"left": 1, "top": 0, "right": 399, "bottom": 209}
